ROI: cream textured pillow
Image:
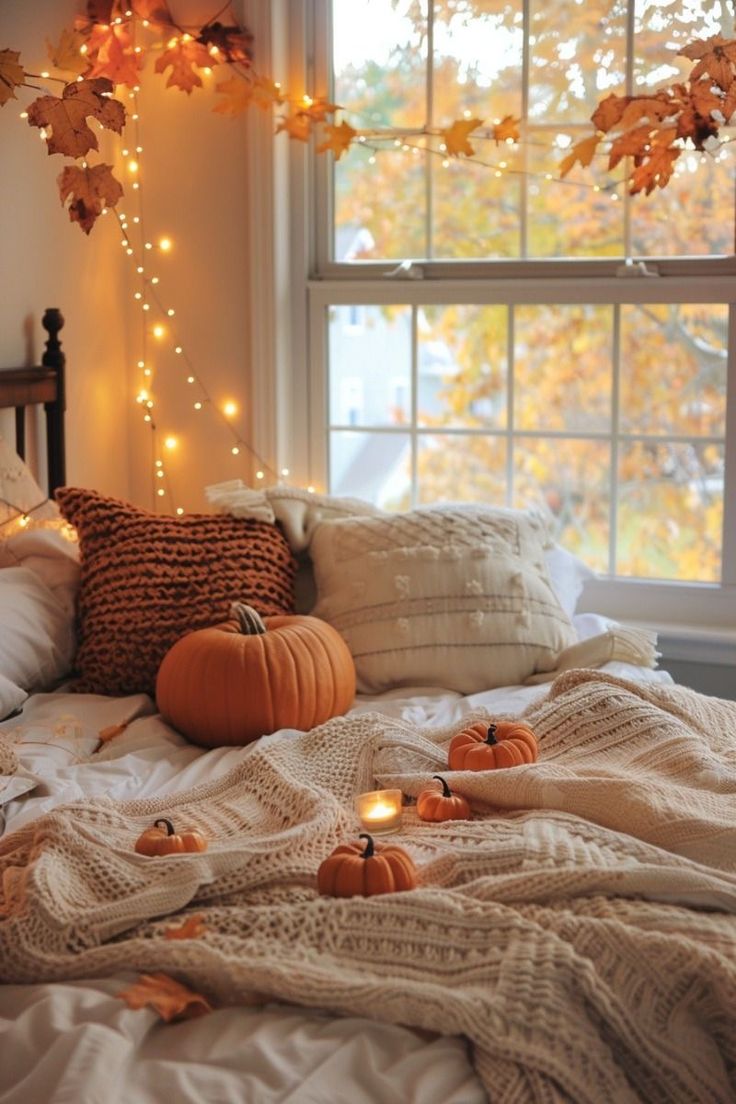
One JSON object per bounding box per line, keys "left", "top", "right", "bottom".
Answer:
{"left": 310, "top": 505, "right": 577, "bottom": 694}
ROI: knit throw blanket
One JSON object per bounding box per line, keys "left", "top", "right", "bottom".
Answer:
{"left": 1, "top": 671, "right": 735, "bottom": 1103}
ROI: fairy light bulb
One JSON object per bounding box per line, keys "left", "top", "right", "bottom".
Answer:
{"left": 128, "top": 159, "right": 139, "bottom": 173}
{"left": 231, "top": 446, "right": 240, "bottom": 455}
{"left": 153, "top": 324, "right": 166, "bottom": 339}
{"left": 159, "top": 237, "right": 172, "bottom": 252}
{"left": 164, "top": 436, "right": 177, "bottom": 450}
{"left": 281, "top": 467, "right": 290, "bottom": 477}
{"left": 223, "top": 401, "right": 237, "bottom": 418}
{"left": 256, "top": 470, "right": 264, "bottom": 480}
{"left": 157, "top": 488, "right": 165, "bottom": 497}
{"left": 194, "top": 401, "right": 202, "bottom": 410}
{"left": 176, "top": 507, "right": 184, "bottom": 516}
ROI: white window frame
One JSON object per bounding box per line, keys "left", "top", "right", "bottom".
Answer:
{"left": 246, "top": 0, "right": 736, "bottom": 643}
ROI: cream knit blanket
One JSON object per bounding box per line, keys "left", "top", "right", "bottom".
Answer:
{"left": 1, "top": 670, "right": 735, "bottom": 1103}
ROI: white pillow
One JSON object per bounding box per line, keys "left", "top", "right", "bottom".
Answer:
{"left": 0, "top": 434, "right": 59, "bottom": 529}
{"left": 0, "top": 566, "right": 76, "bottom": 719}
{"left": 544, "top": 544, "right": 596, "bottom": 619}
{"left": 310, "top": 504, "right": 577, "bottom": 694}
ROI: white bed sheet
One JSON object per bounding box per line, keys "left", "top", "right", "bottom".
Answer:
{"left": 0, "top": 650, "right": 673, "bottom": 1104}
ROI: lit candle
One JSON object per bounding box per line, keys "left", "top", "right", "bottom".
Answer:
{"left": 355, "top": 789, "right": 403, "bottom": 834}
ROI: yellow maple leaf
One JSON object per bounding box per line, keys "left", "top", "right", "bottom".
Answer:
{"left": 118, "top": 973, "right": 213, "bottom": 1022}
{"left": 492, "top": 115, "right": 520, "bottom": 144}
{"left": 27, "top": 78, "right": 126, "bottom": 158}
{"left": 58, "top": 163, "right": 123, "bottom": 234}
{"left": 213, "top": 76, "right": 255, "bottom": 116}
{"left": 316, "top": 120, "right": 356, "bottom": 160}
{"left": 0, "top": 49, "right": 26, "bottom": 107}
{"left": 441, "top": 116, "right": 483, "bottom": 157}
{"left": 559, "top": 133, "right": 600, "bottom": 177}
{"left": 679, "top": 34, "right": 736, "bottom": 91}
{"left": 164, "top": 913, "right": 207, "bottom": 940}
{"left": 155, "top": 41, "right": 214, "bottom": 94}
{"left": 275, "top": 112, "right": 311, "bottom": 141}
{"left": 46, "top": 28, "right": 90, "bottom": 77}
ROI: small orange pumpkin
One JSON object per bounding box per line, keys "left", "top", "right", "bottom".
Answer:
{"left": 448, "top": 720, "right": 538, "bottom": 771}
{"left": 134, "top": 818, "right": 208, "bottom": 856}
{"left": 317, "top": 833, "right": 417, "bottom": 897}
{"left": 416, "top": 775, "right": 471, "bottom": 822}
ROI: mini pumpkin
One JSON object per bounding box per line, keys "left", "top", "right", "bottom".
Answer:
{"left": 156, "top": 602, "right": 356, "bottom": 748}
{"left": 317, "top": 833, "right": 417, "bottom": 897}
{"left": 134, "top": 818, "right": 208, "bottom": 856}
{"left": 416, "top": 775, "right": 471, "bottom": 822}
{"left": 448, "top": 720, "right": 538, "bottom": 771}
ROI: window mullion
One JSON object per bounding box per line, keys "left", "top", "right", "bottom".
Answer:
{"left": 411, "top": 304, "right": 419, "bottom": 506}
{"left": 425, "top": 2, "right": 434, "bottom": 261}
{"left": 623, "top": 0, "right": 635, "bottom": 259}
{"left": 507, "top": 305, "right": 515, "bottom": 507}
{"left": 521, "top": 0, "right": 530, "bottom": 259}
{"left": 609, "top": 304, "right": 621, "bottom": 576}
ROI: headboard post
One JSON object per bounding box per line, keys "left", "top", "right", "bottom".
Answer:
{"left": 41, "top": 308, "right": 66, "bottom": 492}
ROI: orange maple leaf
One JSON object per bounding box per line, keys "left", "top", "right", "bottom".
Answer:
{"left": 607, "top": 124, "right": 653, "bottom": 170}
{"left": 679, "top": 34, "right": 736, "bottom": 91}
{"left": 85, "top": 23, "right": 142, "bottom": 88}
{"left": 442, "top": 117, "right": 483, "bottom": 157}
{"left": 559, "top": 133, "right": 600, "bottom": 177}
{"left": 316, "top": 120, "right": 356, "bottom": 160}
{"left": 164, "top": 913, "right": 207, "bottom": 940}
{"left": 118, "top": 973, "right": 213, "bottom": 1022}
{"left": 0, "top": 49, "right": 27, "bottom": 106}
{"left": 155, "top": 41, "right": 215, "bottom": 94}
{"left": 275, "top": 112, "right": 312, "bottom": 141}
{"left": 629, "top": 144, "right": 680, "bottom": 195}
{"left": 492, "top": 115, "right": 520, "bottom": 144}
{"left": 132, "top": 0, "right": 176, "bottom": 26}
{"left": 591, "top": 92, "right": 629, "bottom": 133}
{"left": 58, "top": 163, "right": 123, "bottom": 233}
{"left": 197, "top": 21, "right": 253, "bottom": 65}
{"left": 27, "top": 78, "right": 125, "bottom": 158}
{"left": 618, "top": 94, "right": 676, "bottom": 130}
{"left": 298, "top": 98, "right": 339, "bottom": 123}
{"left": 676, "top": 78, "right": 725, "bottom": 147}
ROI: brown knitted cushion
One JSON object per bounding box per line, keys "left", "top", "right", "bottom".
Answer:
{"left": 55, "top": 487, "right": 296, "bottom": 697}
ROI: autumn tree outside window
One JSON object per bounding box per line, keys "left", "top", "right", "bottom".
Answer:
{"left": 302, "top": 0, "right": 736, "bottom": 626}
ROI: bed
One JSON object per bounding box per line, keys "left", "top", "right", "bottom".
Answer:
{"left": 0, "top": 314, "right": 734, "bottom": 1104}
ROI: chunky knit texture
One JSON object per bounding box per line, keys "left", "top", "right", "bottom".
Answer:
{"left": 55, "top": 487, "right": 296, "bottom": 697}
{"left": 1, "top": 670, "right": 735, "bottom": 1103}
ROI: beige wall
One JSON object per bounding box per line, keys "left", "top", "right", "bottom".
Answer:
{"left": 0, "top": 1, "right": 253, "bottom": 512}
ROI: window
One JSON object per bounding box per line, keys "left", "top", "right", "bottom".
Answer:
{"left": 298, "top": 0, "right": 736, "bottom": 628}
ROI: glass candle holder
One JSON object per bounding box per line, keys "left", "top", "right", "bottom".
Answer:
{"left": 355, "top": 789, "right": 403, "bottom": 834}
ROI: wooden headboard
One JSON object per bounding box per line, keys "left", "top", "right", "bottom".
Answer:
{"left": 0, "top": 308, "right": 66, "bottom": 495}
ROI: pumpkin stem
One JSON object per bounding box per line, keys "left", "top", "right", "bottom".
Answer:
{"left": 154, "top": 818, "right": 175, "bottom": 836}
{"left": 230, "top": 602, "right": 267, "bottom": 636}
{"left": 485, "top": 724, "right": 498, "bottom": 746}
{"left": 358, "top": 833, "right": 375, "bottom": 859}
{"left": 432, "top": 775, "right": 453, "bottom": 797}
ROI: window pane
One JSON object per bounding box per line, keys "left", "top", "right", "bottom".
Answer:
{"left": 617, "top": 441, "right": 723, "bottom": 581}
{"left": 334, "top": 146, "right": 427, "bottom": 261}
{"left": 634, "top": 0, "right": 725, "bottom": 89}
{"left": 417, "top": 434, "right": 507, "bottom": 504}
{"left": 514, "top": 305, "right": 613, "bottom": 431}
{"left": 513, "top": 438, "right": 611, "bottom": 571}
{"left": 330, "top": 430, "right": 411, "bottom": 510}
{"left": 629, "top": 143, "right": 736, "bottom": 258}
{"left": 528, "top": 0, "right": 626, "bottom": 123}
{"left": 329, "top": 305, "right": 412, "bottom": 427}
{"left": 431, "top": 155, "right": 522, "bottom": 259}
{"left": 432, "top": 0, "right": 523, "bottom": 121}
{"left": 620, "top": 304, "right": 727, "bottom": 437}
{"left": 527, "top": 128, "right": 625, "bottom": 258}
{"left": 418, "top": 305, "right": 508, "bottom": 428}
{"left": 332, "top": 0, "right": 427, "bottom": 129}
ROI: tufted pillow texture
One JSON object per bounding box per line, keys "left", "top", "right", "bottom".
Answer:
{"left": 310, "top": 504, "right": 577, "bottom": 694}
{"left": 55, "top": 487, "right": 296, "bottom": 697}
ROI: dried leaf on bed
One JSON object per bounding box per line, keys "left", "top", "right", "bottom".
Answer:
{"left": 118, "top": 972, "right": 213, "bottom": 1021}
{"left": 164, "top": 914, "right": 207, "bottom": 941}
{"left": 97, "top": 721, "right": 129, "bottom": 743}
{"left": 26, "top": 77, "right": 125, "bottom": 158}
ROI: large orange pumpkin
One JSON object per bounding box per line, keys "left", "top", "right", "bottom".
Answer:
{"left": 448, "top": 720, "right": 538, "bottom": 771}
{"left": 317, "top": 833, "right": 417, "bottom": 897}
{"left": 156, "top": 602, "right": 356, "bottom": 747}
